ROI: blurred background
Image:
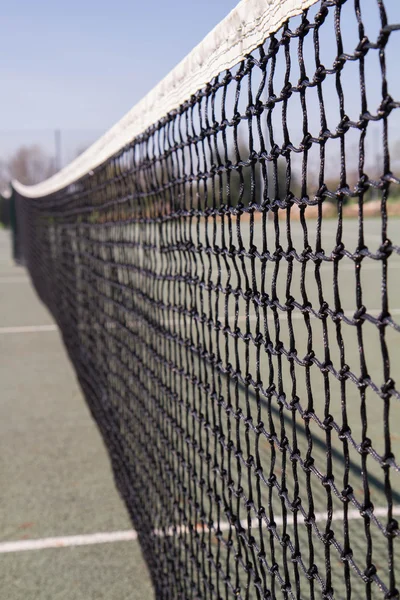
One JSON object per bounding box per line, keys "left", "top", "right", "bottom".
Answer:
{"left": 0, "top": 0, "right": 238, "bottom": 188}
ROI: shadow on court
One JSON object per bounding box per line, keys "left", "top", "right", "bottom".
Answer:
{"left": 0, "top": 229, "right": 154, "bottom": 599}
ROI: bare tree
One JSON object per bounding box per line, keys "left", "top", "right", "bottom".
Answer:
{"left": 8, "top": 145, "right": 57, "bottom": 186}
{"left": 0, "top": 159, "right": 9, "bottom": 192}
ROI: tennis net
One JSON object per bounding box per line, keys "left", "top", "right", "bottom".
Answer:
{"left": 12, "top": 0, "right": 400, "bottom": 598}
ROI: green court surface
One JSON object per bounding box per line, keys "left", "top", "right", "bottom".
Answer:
{"left": 1, "top": 211, "right": 399, "bottom": 599}
{"left": 0, "top": 229, "right": 154, "bottom": 599}
{"left": 78, "top": 213, "right": 399, "bottom": 598}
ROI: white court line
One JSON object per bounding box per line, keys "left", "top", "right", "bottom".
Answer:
{"left": 0, "top": 531, "right": 138, "bottom": 554}
{"left": 166, "top": 506, "right": 400, "bottom": 538}
{"left": 0, "top": 277, "right": 30, "bottom": 283}
{"left": 241, "top": 307, "right": 400, "bottom": 322}
{"left": 1, "top": 308, "right": 399, "bottom": 336}
{"left": 0, "top": 325, "right": 58, "bottom": 334}
{"left": 157, "top": 308, "right": 400, "bottom": 327}
{"left": 0, "top": 263, "right": 397, "bottom": 283}
{"left": 1, "top": 506, "right": 399, "bottom": 554}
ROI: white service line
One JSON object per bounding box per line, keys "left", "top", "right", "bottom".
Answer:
{"left": 1, "top": 506, "right": 399, "bottom": 554}
{"left": 240, "top": 307, "right": 400, "bottom": 322}
{"left": 0, "top": 277, "right": 30, "bottom": 283}
{"left": 0, "top": 530, "right": 138, "bottom": 554}
{"left": 0, "top": 325, "right": 58, "bottom": 334}
{"left": 1, "top": 307, "right": 399, "bottom": 336}
{"left": 165, "top": 506, "right": 400, "bottom": 538}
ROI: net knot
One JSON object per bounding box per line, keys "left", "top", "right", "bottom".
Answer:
{"left": 248, "top": 243, "right": 258, "bottom": 257}
{"left": 381, "top": 378, "right": 395, "bottom": 394}
{"left": 320, "top": 360, "right": 332, "bottom": 374}
{"left": 222, "top": 70, "right": 233, "bottom": 84}
{"left": 285, "top": 296, "right": 295, "bottom": 311}
{"left": 290, "top": 395, "right": 300, "bottom": 408}
{"left": 380, "top": 94, "right": 395, "bottom": 118}
{"left": 270, "top": 144, "right": 281, "bottom": 160}
{"left": 234, "top": 407, "right": 242, "bottom": 421}
{"left": 338, "top": 364, "right": 350, "bottom": 380}
{"left": 245, "top": 105, "right": 257, "bottom": 119}
{"left": 280, "top": 533, "right": 291, "bottom": 547}
{"left": 338, "top": 424, "right": 351, "bottom": 440}
{"left": 332, "top": 242, "right": 345, "bottom": 260}
{"left": 340, "top": 548, "right": 353, "bottom": 562}
{"left": 231, "top": 111, "right": 241, "bottom": 126}
{"left": 307, "top": 564, "right": 319, "bottom": 579}
{"left": 214, "top": 319, "right": 222, "bottom": 332}
{"left": 356, "top": 173, "right": 369, "bottom": 192}
{"left": 387, "top": 519, "right": 399, "bottom": 536}
{"left": 245, "top": 455, "right": 254, "bottom": 469}
{"left": 314, "top": 65, "right": 327, "bottom": 83}
{"left": 341, "top": 485, "right": 354, "bottom": 501}
{"left": 353, "top": 305, "right": 366, "bottom": 322}
{"left": 265, "top": 94, "right": 276, "bottom": 110}
{"left": 255, "top": 421, "right": 264, "bottom": 435}
{"left": 290, "top": 449, "right": 301, "bottom": 463}
{"left": 282, "top": 82, "right": 293, "bottom": 99}
{"left": 337, "top": 114, "right": 350, "bottom": 134}
{"left": 383, "top": 451, "right": 395, "bottom": 466}
{"left": 360, "top": 502, "right": 374, "bottom": 516}
{"left": 318, "top": 302, "right": 329, "bottom": 318}
{"left": 244, "top": 373, "right": 253, "bottom": 386}
{"left": 322, "top": 529, "right": 335, "bottom": 543}
{"left": 280, "top": 436, "right": 289, "bottom": 449}
{"left": 379, "top": 238, "right": 393, "bottom": 259}
{"left": 253, "top": 100, "right": 264, "bottom": 117}
{"left": 303, "top": 350, "right": 315, "bottom": 367}
{"left": 321, "top": 475, "right": 334, "bottom": 488}
{"left": 234, "top": 485, "right": 244, "bottom": 498}
{"left": 291, "top": 496, "right": 302, "bottom": 509}
{"left": 304, "top": 456, "right": 315, "bottom": 470}
{"left": 270, "top": 562, "right": 279, "bottom": 574}
{"left": 301, "top": 133, "right": 313, "bottom": 151}
{"left": 301, "top": 245, "right": 312, "bottom": 260}
{"left": 291, "top": 550, "right": 301, "bottom": 562}
{"left": 360, "top": 437, "right": 372, "bottom": 454}
{"left": 266, "top": 383, "right": 276, "bottom": 395}
{"left": 254, "top": 332, "right": 263, "bottom": 345}
{"left": 357, "top": 376, "right": 369, "bottom": 391}
{"left": 384, "top": 590, "right": 400, "bottom": 600}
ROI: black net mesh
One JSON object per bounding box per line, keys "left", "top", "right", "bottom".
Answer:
{"left": 14, "top": 1, "right": 400, "bottom": 598}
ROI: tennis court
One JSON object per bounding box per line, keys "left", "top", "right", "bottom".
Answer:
{"left": 49, "top": 213, "right": 399, "bottom": 598}
{"left": 5, "top": 0, "right": 400, "bottom": 598}
{"left": 0, "top": 229, "right": 154, "bottom": 599}
{"left": 2, "top": 213, "right": 399, "bottom": 599}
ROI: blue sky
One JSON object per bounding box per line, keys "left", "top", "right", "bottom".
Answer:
{"left": 0, "top": 0, "right": 238, "bottom": 162}
{"left": 1, "top": 0, "right": 399, "bottom": 171}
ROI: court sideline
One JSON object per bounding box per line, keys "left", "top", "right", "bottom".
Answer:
{"left": 0, "top": 229, "right": 154, "bottom": 599}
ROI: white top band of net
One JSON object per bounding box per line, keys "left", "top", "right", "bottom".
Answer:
{"left": 13, "top": 0, "right": 318, "bottom": 198}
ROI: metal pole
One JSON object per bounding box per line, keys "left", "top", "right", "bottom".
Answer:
{"left": 55, "top": 129, "right": 61, "bottom": 172}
